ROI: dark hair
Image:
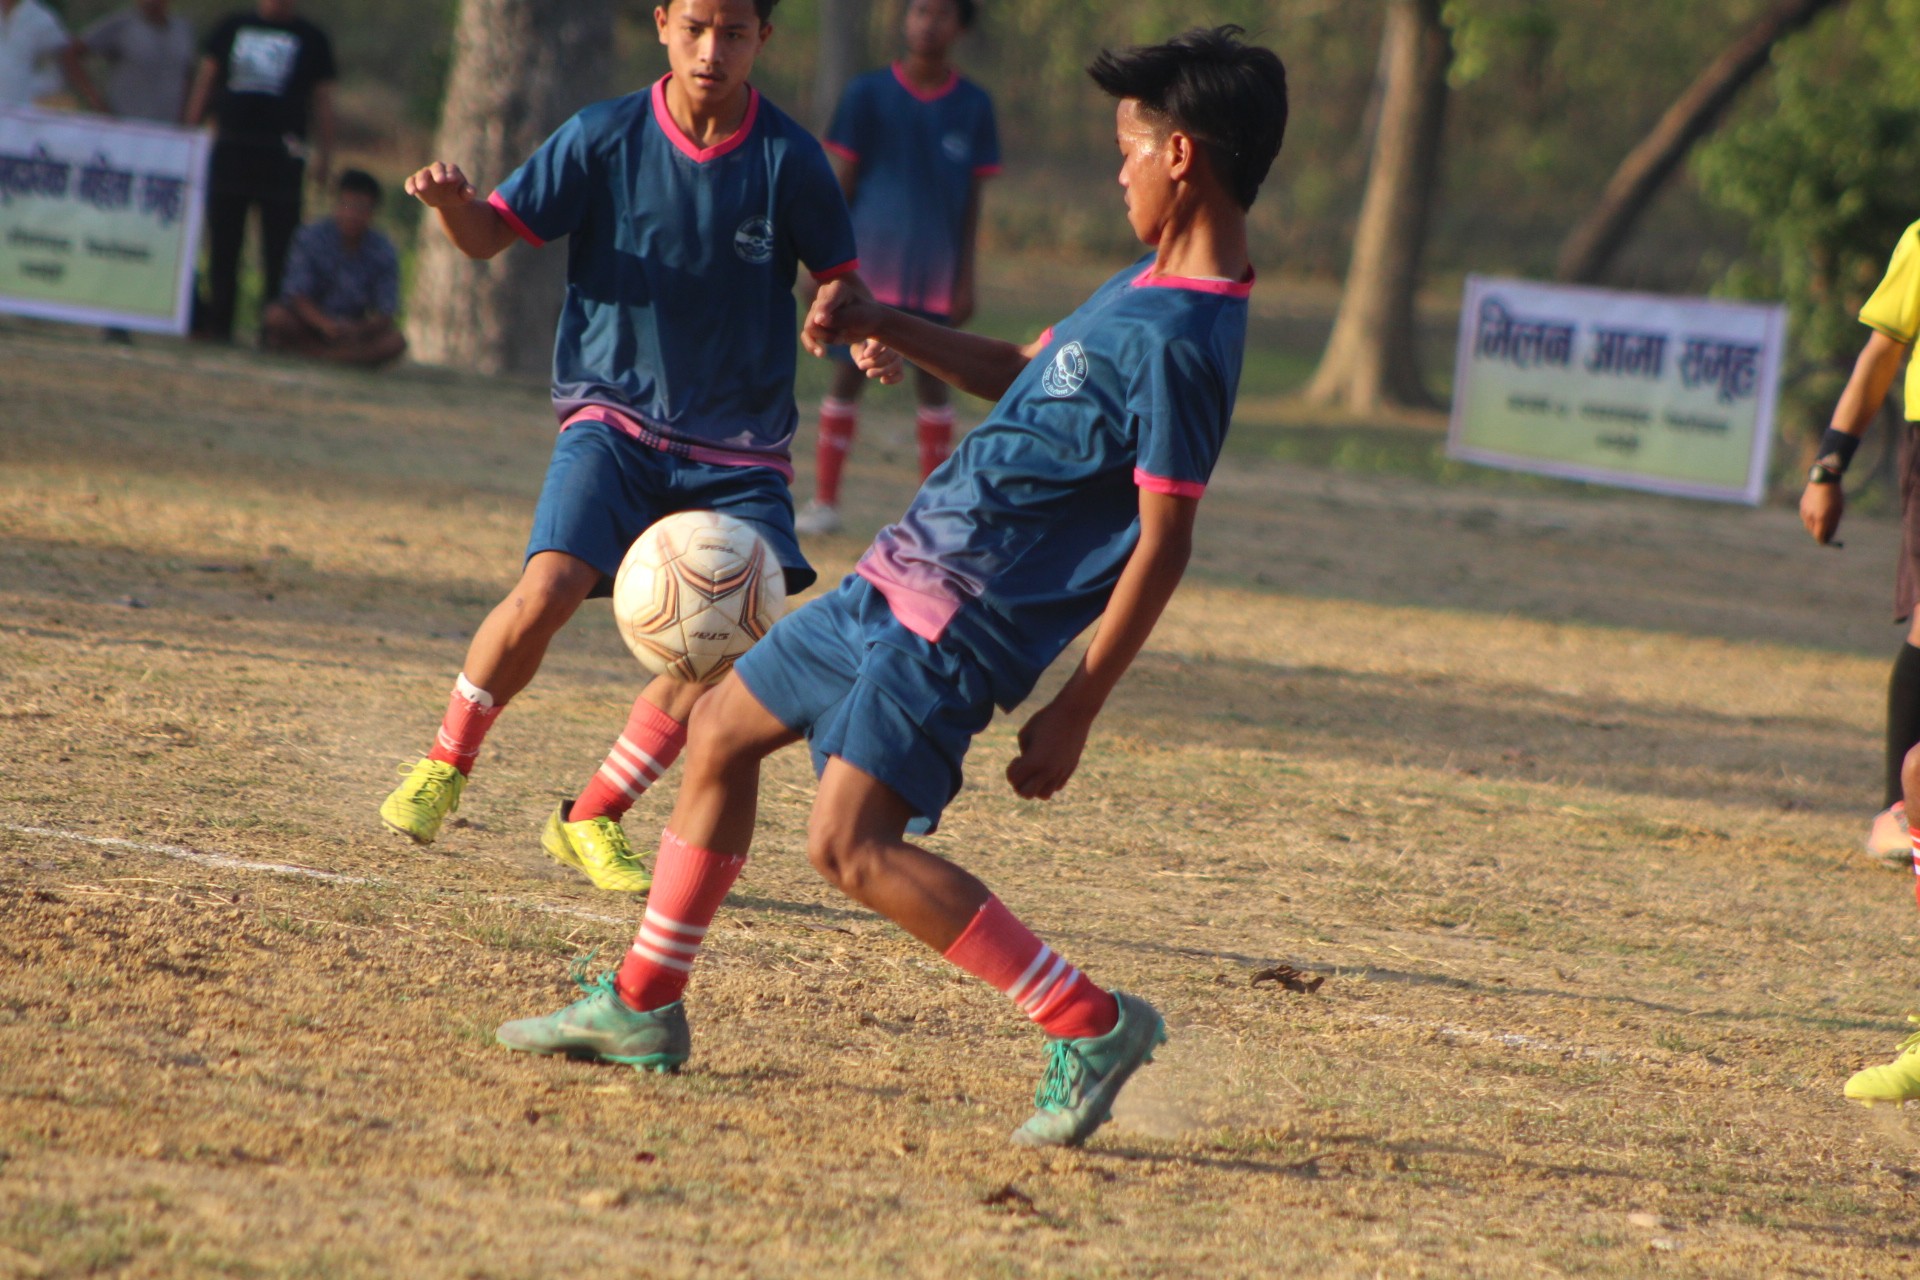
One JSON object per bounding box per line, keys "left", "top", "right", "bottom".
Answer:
{"left": 1087, "top": 25, "right": 1288, "bottom": 211}
{"left": 668, "top": 0, "right": 779, "bottom": 19}
{"left": 338, "top": 168, "right": 382, "bottom": 204}
{"left": 952, "top": 0, "right": 976, "bottom": 28}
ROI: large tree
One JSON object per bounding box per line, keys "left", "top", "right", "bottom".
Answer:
{"left": 1303, "top": 0, "right": 1453, "bottom": 413}
{"left": 407, "top": 0, "right": 617, "bottom": 376}
{"left": 1553, "top": 0, "right": 1849, "bottom": 284}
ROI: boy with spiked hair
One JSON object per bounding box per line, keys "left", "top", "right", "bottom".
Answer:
{"left": 381, "top": 0, "right": 888, "bottom": 891}
{"left": 494, "top": 26, "right": 1289, "bottom": 1148}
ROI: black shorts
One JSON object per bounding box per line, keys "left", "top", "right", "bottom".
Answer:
{"left": 1900, "top": 421, "right": 1920, "bottom": 623}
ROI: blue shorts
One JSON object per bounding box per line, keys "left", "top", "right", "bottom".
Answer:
{"left": 734, "top": 575, "right": 997, "bottom": 834}
{"left": 526, "top": 419, "right": 814, "bottom": 597}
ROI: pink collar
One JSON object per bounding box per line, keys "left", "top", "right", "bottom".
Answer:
{"left": 1131, "top": 264, "right": 1256, "bottom": 298}
{"left": 892, "top": 61, "right": 959, "bottom": 103}
{"left": 651, "top": 75, "right": 761, "bottom": 164}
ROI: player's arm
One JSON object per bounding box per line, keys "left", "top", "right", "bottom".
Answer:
{"left": 60, "top": 39, "right": 110, "bottom": 114}
{"left": 310, "top": 80, "right": 336, "bottom": 190}
{"left": 830, "top": 150, "right": 859, "bottom": 203}
{"left": 405, "top": 161, "right": 519, "bottom": 260}
{"left": 952, "top": 175, "right": 983, "bottom": 327}
{"left": 1006, "top": 489, "right": 1197, "bottom": 800}
{"left": 184, "top": 54, "right": 218, "bottom": 125}
{"left": 1802, "top": 329, "right": 1909, "bottom": 544}
{"left": 808, "top": 278, "right": 1042, "bottom": 400}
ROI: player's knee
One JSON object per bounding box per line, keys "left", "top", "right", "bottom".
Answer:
{"left": 684, "top": 686, "right": 760, "bottom": 775}
{"left": 506, "top": 562, "right": 593, "bottom": 630}
{"left": 804, "top": 820, "right": 874, "bottom": 895}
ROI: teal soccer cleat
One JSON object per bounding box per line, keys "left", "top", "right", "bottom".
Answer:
{"left": 1011, "top": 991, "right": 1167, "bottom": 1148}
{"left": 495, "top": 968, "right": 690, "bottom": 1074}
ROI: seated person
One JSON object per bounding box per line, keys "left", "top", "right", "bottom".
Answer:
{"left": 263, "top": 168, "right": 407, "bottom": 366}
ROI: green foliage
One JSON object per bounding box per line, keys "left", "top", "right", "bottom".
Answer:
{"left": 1696, "top": 0, "right": 1920, "bottom": 387}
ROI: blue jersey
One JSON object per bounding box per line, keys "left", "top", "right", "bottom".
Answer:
{"left": 492, "top": 77, "right": 859, "bottom": 475}
{"left": 825, "top": 64, "right": 998, "bottom": 318}
{"left": 856, "top": 255, "right": 1250, "bottom": 707}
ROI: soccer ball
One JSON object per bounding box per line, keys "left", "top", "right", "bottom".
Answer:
{"left": 612, "top": 511, "right": 787, "bottom": 684}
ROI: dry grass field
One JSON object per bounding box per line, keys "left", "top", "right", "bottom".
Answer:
{"left": 6, "top": 315, "right": 1920, "bottom": 1278}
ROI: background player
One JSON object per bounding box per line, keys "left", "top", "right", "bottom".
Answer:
{"left": 1801, "top": 221, "right": 1920, "bottom": 868}
{"left": 794, "top": 0, "right": 999, "bottom": 536}
{"left": 493, "top": 26, "right": 1288, "bottom": 1148}
{"left": 380, "top": 0, "right": 883, "bottom": 893}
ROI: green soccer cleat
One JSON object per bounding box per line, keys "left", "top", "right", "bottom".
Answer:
{"left": 1845, "top": 1016, "right": 1920, "bottom": 1105}
{"left": 541, "top": 804, "right": 653, "bottom": 893}
{"left": 496, "top": 968, "right": 690, "bottom": 1073}
{"left": 1011, "top": 991, "right": 1167, "bottom": 1148}
{"left": 379, "top": 758, "right": 466, "bottom": 845}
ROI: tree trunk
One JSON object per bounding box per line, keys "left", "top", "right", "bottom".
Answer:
{"left": 407, "top": 0, "right": 616, "bottom": 377}
{"left": 812, "top": 0, "right": 870, "bottom": 132}
{"left": 1554, "top": 0, "right": 1848, "bottom": 285}
{"left": 1304, "top": 0, "right": 1452, "bottom": 413}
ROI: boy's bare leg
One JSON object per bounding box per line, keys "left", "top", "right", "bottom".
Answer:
{"left": 807, "top": 758, "right": 986, "bottom": 950}
{"left": 460, "top": 551, "right": 601, "bottom": 705}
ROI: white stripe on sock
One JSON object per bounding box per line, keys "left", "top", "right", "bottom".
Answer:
{"left": 641, "top": 912, "right": 708, "bottom": 941}
{"left": 613, "top": 737, "right": 667, "bottom": 780}
{"left": 638, "top": 922, "right": 702, "bottom": 956}
{"left": 1018, "top": 955, "right": 1071, "bottom": 1013}
{"left": 1007, "top": 947, "right": 1055, "bottom": 1005}
{"left": 596, "top": 762, "right": 644, "bottom": 802}
{"left": 629, "top": 941, "right": 694, "bottom": 972}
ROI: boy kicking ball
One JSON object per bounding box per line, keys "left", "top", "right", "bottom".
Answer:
{"left": 494, "top": 27, "right": 1289, "bottom": 1147}
{"left": 379, "top": 0, "right": 886, "bottom": 892}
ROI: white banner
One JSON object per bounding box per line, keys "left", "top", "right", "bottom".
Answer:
{"left": 0, "top": 106, "right": 211, "bottom": 334}
{"left": 1446, "top": 275, "right": 1787, "bottom": 505}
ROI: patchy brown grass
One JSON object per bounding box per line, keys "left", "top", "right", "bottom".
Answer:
{"left": 4, "top": 316, "right": 1920, "bottom": 1278}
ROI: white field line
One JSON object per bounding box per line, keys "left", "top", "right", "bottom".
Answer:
{"left": 10, "top": 822, "right": 1644, "bottom": 1064}
{"left": 2, "top": 823, "right": 633, "bottom": 929}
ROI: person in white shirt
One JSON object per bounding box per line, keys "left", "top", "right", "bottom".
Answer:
{"left": 0, "top": 0, "right": 107, "bottom": 112}
{"left": 76, "top": 0, "right": 195, "bottom": 123}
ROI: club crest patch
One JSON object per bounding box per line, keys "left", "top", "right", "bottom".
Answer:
{"left": 1042, "top": 341, "right": 1088, "bottom": 398}
{"left": 734, "top": 216, "right": 775, "bottom": 265}
{"left": 942, "top": 131, "right": 970, "bottom": 162}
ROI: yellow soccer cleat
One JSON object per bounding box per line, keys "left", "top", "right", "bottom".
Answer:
{"left": 541, "top": 804, "right": 653, "bottom": 893}
{"left": 1845, "top": 1016, "right": 1920, "bottom": 1105}
{"left": 380, "top": 758, "right": 466, "bottom": 845}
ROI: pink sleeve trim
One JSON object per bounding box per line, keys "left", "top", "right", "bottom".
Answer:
{"left": 1134, "top": 468, "right": 1205, "bottom": 498}
{"left": 811, "top": 258, "right": 860, "bottom": 284}
{"left": 487, "top": 191, "right": 544, "bottom": 248}
{"left": 972, "top": 163, "right": 1001, "bottom": 178}
{"left": 1035, "top": 326, "right": 1054, "bottom": 347}
{"left": 824, "top": 140, "right": 859, "bottom": 163}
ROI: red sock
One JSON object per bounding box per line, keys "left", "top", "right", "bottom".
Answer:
{"left": 425, "top": 674, "right": 499, "bottom": 776}
{"left": 915, "top": 405, "right": 955, "bottom": 479}
{"left": 615, "top": 829, "right": 746, "bottom": 1010}
{"left": 815, "top": 397, "right": 858, "bottom": 506}
{"left": 942, "top": 896, "right": 1119, "bottom": 1041}
{"left": 569, "top": 697, "right": 688, "bottom": 823}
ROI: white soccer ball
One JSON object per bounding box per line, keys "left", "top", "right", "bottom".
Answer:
{"left": 611, "top": 511, "right": 787, "bottom": 685}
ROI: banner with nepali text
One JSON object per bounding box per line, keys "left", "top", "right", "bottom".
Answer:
{"left": 0, "top": 106, "right": 210, "bottom": 334}
{"left": 1447, "top": 276, "right": 1786, "bottom": 506}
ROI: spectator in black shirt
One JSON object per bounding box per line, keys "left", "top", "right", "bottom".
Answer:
{"left": 184, "top": 0, "right": 335, "bottom": 344}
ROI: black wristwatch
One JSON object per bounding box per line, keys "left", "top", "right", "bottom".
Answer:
{"left": 1808, "top": 463, "right": 1843, "bottom": 486}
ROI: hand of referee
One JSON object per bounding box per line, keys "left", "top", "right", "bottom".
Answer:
{"left": 1800, "top": 480, "right": 1844, "bottom": 545}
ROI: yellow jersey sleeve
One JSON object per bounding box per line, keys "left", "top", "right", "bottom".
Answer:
{"left": 1860, "top": 221, "right": 1920, "bottom": 344}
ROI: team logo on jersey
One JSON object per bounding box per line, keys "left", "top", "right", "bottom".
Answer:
{"left": 734, "top": 216, "right": 775, "bottom": 265}
{"left": 1042, "top": 341, "right": 1088, "bottom": 398}
{"left": 942, "top": 131, "right": 970, "bottom": 163}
